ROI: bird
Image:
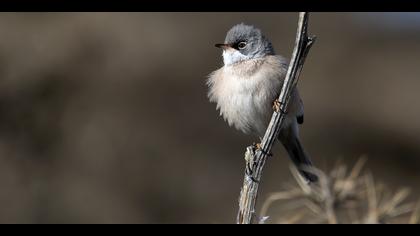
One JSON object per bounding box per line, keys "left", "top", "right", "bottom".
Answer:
{"left": 207, "top": 23, "right": 318, "bottom": 183}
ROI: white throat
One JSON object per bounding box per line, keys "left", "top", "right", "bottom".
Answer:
{"left": 223, "top": 49, "right": 251, "bottom": 66}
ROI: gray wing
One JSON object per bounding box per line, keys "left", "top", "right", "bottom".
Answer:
{"left": 297, "top": 96, "right": 304, "bottom": 124}
{"left": 275, "top": 55, "right": 304, "bottom": 124}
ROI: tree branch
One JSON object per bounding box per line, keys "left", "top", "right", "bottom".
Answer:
{"left": 236, "top": 12, "right": 316, "bottom": 224}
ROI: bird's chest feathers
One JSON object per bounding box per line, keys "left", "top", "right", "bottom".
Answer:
{"left": 208, "top": 60, "right": 283, "bottom": 133}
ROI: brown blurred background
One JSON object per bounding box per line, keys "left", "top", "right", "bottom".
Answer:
{"left": 0, "top": 12, "right": 419, "bottom": 223}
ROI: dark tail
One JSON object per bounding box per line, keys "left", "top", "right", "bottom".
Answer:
{"left": 280, "top": 134, "right": 318, "bottom": 183}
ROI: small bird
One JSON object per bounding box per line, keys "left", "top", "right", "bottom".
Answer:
{"left": 207, "top": 23, "right": 317, "bottom": 183}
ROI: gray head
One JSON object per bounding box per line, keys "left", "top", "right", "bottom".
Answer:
{"left": 215, "top": 23, "right": 275, "bottom": 65}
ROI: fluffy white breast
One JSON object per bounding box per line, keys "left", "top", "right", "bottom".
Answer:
{"left": 207, "top": 55, "right": 288, "bottom": 136}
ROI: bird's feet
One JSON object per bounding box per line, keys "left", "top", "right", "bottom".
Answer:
{"left": 253, "top": 142, "right": 273, "bottom": 157}
{"left": 273, "top": 99, "right": 287, "bottom": 114}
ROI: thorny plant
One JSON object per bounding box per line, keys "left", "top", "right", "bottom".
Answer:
{"left": 260, "top": 158, "right": 420, "bottom": 224}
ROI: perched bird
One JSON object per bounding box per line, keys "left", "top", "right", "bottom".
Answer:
{"left": 207, "top": 23, "right": 317, "bottom": 183}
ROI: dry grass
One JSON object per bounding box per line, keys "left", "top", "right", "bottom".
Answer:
{"left": 260, "top": 158, "right": 420, "bottom": 224}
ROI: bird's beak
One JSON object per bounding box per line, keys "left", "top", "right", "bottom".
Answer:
{"left": 215, "top": 43, "right": 232, "bottom": 50}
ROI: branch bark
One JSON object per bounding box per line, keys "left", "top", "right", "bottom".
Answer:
{"left": 236, "top": 12, "right": 316, "bottom": 224}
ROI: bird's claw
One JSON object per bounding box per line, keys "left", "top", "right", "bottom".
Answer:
{"left": 254, "top": 142, "right": 273, "bottom": 157}
{"left": 244, "top": 143, "right": 272, "bottom": 183}
{"left": 273, "top": 99, "right": 280, "bottom": 112}
{"left": 273, "top": 99, "right": 287, "bottom": 114}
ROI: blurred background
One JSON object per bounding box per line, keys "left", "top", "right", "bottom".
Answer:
{"left": 0, "top": 12, "right": 419, "bottom": 223}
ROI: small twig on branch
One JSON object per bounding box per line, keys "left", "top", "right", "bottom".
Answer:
{"left": 236, "top": 12, "right": 316, "bottom": 224}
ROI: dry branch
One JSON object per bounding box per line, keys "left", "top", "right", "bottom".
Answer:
{"left": 260, "top": 159, "right": 420, "bottom": 224}
{"left": 237, "top": 12, "right": 316, "bottom": 224}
